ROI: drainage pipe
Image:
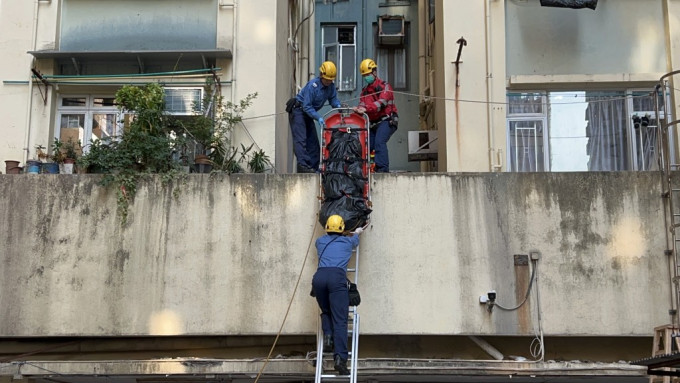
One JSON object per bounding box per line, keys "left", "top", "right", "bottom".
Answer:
{"left": 484, "top": 0, "right": 500, "bottom": 172}
{"left": 23, "top": 0, "right": 40, "bottom": 163}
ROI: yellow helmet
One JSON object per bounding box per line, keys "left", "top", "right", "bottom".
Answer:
{"left": 319, "top": 61, "right": 337, "bottom": 80}
{"left": 359, "top": 58, "right": 377, "bottom": 75}
{"left": 325, "top": 215, "right": 345, "bottom": 233}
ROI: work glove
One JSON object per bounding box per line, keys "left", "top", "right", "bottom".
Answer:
{"left": 318, "top": 117, "right": 325, "bottom": 126}
{"left": 353, "top": 227, "right": 364, "bottom": 235}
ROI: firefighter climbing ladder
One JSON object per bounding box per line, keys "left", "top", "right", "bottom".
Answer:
{"left": 314, "top": 107, "right": 371, "bottom": 383}
{"left": 313, "top": 248, "right": 361, "bottom": 383}
{"left": 657, "top": 70, "right": 680, "bottom": 340}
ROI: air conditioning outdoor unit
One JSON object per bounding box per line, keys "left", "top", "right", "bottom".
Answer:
{"left": 408, "top": 130, "right": 438, "bottom": 161}
{"left": 378, "top": 16, "right": 405, "bottom": 46}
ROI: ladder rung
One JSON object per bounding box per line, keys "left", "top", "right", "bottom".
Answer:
{"left": 347, "top": 268, "right": 356, "bottom": 272}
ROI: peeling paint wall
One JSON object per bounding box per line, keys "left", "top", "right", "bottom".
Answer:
{"left": 0, "top": 173, "right": 669, "bottom": 337}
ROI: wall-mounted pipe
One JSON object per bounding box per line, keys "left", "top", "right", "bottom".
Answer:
{"left": 485, "top": 0, "right": 502, "bottom": 172}
{"left": 23, "top": 0, "right": 41, "bottom": 163}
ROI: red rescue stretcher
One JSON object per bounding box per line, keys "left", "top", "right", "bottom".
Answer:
{"left": 317, "top": 108, "right": 372, "bottom": 231}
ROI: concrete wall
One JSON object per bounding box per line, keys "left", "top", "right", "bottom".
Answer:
{"left": 506, "top": 0, "right": 666, "bottom": 77}
{"left": 0, "top": 173, "right": 670, "bottom": 337}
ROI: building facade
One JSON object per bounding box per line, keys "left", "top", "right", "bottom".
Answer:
{"left": 2, "top": 0, "right": 680, "bottom": 382}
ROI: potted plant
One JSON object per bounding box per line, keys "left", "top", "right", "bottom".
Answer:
{"left": 25, "top": 144, "right": 47, "bottom": 174}
{"left": 60, "top": 138, "right": 81, "bottom": 174}
{"left": 248, "top": 148, "right": 273, "bottom": 173}
{"left": 50, "top": 138, "right": 66, "bottom": 173}
{"left": 179, "top": 85, "right": 262, "bottom": 174}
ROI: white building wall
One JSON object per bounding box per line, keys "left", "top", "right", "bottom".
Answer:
{"left": 506, "top": 0, "right": 666, "bottom": 77}
{"left": 432, "top": 0, "right": 507, "bottom": 172}
{"left": 0, "top": 0, "right": 283, "bottom": 171}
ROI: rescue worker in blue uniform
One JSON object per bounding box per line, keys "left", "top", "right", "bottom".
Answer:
{"left": 289, "top": 61, "right": 342, "bottom": 173}
{"left": 353, "top": 58, "right": 399, "bottom": 173}
{"left": 312, "top": 215, "right": 363, "bottom": 375}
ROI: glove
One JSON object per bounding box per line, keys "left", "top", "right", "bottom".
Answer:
{"left": 353, "top": 227, "right": 364, "bottom": 235}
{"left": 318, "top": 117, "right": 325, "bottom": 126}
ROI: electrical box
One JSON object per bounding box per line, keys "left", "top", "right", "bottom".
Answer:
{"left": 408, "top": 130, "right": 438, "bottom": 161}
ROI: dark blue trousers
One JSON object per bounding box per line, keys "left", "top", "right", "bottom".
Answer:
{"left": 289, "top": 107, "right": 320, "bottom": 170}
{"left": 312, "top": 267, "right": 349, "bottom": 360}
{"left": 370, "top": 120, "right": 397, "bottom": 173}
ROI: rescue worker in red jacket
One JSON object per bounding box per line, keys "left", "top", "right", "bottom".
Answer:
{"left": 353, "top": 59, "right": 399, "bottom": 173}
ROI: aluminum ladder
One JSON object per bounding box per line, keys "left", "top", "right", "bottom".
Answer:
{"left": 313, "top": 246, "right": 360, "bottom": 383}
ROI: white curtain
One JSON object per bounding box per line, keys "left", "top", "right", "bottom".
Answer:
{"left": 584, "top": 94, "right": 629, "bottom": 171}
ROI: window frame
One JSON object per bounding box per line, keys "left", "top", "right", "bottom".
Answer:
{"left": 164, "top": 87, "right": 204, "bottom": 116}
{"left": 506, "top": 87, "right": 669, "bottom": 172}
{"left": 374, "top": 21, "right": 409, "bottom": 91}
{"left": 506, "top": 92, "right": 549, "bottom": 172}
{"left": 321, "top": 24, "right": 357, "bottom": 92}
{"left": 56, "top": 94, "right": 123, "bottom": 152}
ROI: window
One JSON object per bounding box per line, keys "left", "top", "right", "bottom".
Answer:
{"left": 322, "top": 25, "right": 357, "bottom": 92}
{"left": 506, "top": 89, "right": 669, "bottom": 172}
{"left": 57, "top": 95, "right": 122, "bottom": 151}
{"left": 57, "top": 88, "right": 204, "bottom": 151}
{"left": 164, "top": 88, "right": 202, "bottom": 115}
{"left": 374, "top": 21, "right": 408, "bottom": 90}
{"left": 507, "top": 93, "right": 547, "bottom": 172}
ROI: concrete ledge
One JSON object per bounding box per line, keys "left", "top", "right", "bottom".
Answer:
{"left": 2, "top": 358, "right": 649, "bottom": 382}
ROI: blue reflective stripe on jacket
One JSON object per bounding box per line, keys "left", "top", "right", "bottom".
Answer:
{"left": 295, "top": 77, "right": 341, "bottom": 121}
{"left": 315, "top": 233, "right": 360, "bottom": 270}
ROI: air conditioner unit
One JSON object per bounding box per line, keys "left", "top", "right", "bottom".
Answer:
{"left": 378, "top": 16, "right": 405, "bottom": 46}
{"left": 408, "top": 130, "right": 438, "bottom": 161}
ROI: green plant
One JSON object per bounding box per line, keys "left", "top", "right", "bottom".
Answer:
{"left": 63, "top": 138, "right": 81, "bottom": 160}
{"left": 50, "top": 137, "right": 81, "bottom": 164}
{"left": 248, "top": 148, "right": 272, "bottom": 173}
{"left": 78, "top": 83, "right": 187, "bottom": 224}
{"left": 35, "top": 144, "right": 48, "bottom": 162}
{"left": 50, "top": 138, "right": 66, "bottom": 164}
{"left": 180, "top": 84, "right": 262, "bottom": 174}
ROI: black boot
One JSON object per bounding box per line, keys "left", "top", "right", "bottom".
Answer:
{"left": 297, "top": 164, "right": 316, "bottom": 173}
{"left": 323, "top": 334, "right": 334, "bottom": 353}
{"left": 334, "top": 354, "right": 349, "bottom": 376}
